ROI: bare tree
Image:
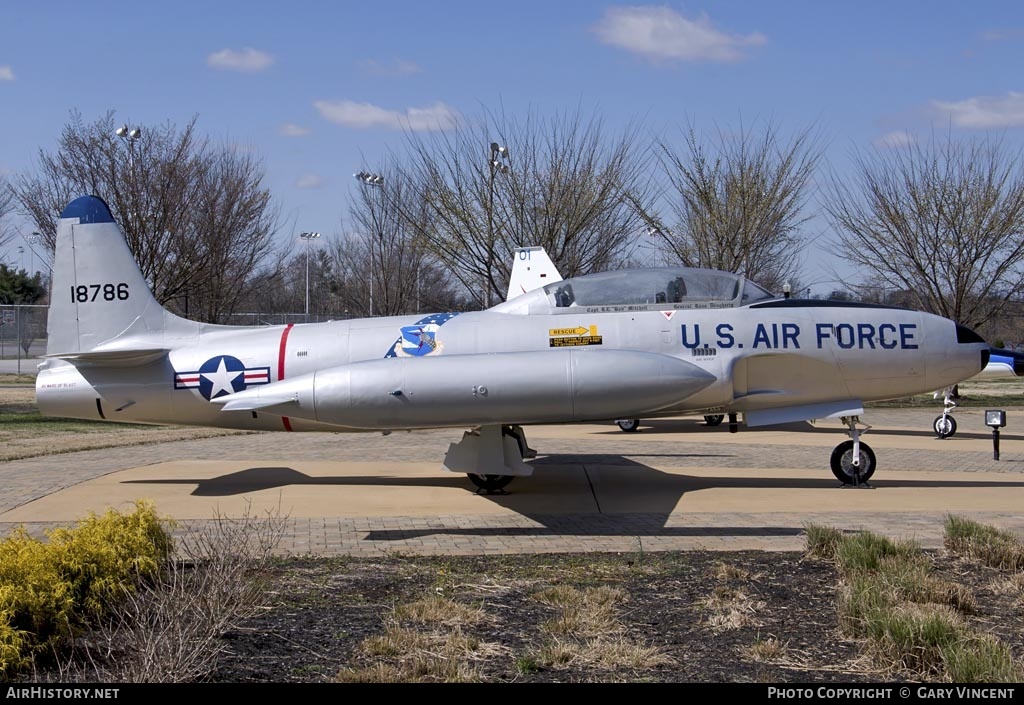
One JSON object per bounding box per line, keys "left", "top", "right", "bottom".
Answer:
{"left": 823, "top": 132, "right": 1024, "bottom": 331}
{"left": 338, "top": 166, "right": 465, "bottom": 316}
{"left": 12, "top": 110, "right": 281, "bottom": 322}
{"left": 647, "top": 120, "right": 822, "bottom": 292}
{"left": 399, "top": 109, "right": 654, "bottom": 307}
{"left": 182, "top": 147, "right": 282, "bottom": 322}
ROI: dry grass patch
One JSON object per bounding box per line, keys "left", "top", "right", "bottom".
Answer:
{"left": 393, "top": 593, "right": 484, "bottom": 626}
{"left": 337, "top": 592, "right": 500, "bottom": 683}
{"left": 700, "top": 559, "right": 767, "bottom": 632}
{"left": 747, "top": 636, "right": 787, "bottom": 662}
{"left": 528, "top": 584, "right": 670, "bottom": 671}
{"left": 711, "top": 560, "right": 751, "bottom": 582}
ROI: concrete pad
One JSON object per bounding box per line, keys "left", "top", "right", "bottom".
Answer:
{"left": 0, "top": 460, "right": 599, "bottom": 523}
{"left": 4, "top": 409, "right": 1024, "bottom": 555}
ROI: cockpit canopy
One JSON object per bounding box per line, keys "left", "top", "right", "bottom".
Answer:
{"left": 491, "top": 266, "right": 776, "bottom": 315}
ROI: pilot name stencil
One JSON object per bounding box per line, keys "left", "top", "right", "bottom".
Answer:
{"left": 682, "top": 322, "right": 920, "bottom": 351}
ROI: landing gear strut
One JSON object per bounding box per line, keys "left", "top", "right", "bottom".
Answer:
{"left": 443, "top": 424, "right": 535, "bottom": 494}
{"left": 933, "top": 387, "right": 959, "bottom": 439}
{"left": 830, "top": 415, "right": 876, "bottom": 486}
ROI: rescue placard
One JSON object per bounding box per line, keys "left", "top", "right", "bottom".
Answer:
{"left": 549, "top": 325, "right": 602, "bottom": 347}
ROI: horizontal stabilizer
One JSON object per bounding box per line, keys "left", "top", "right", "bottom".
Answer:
{"left": 43, "top": 348, "right": 170, "bottom": 366}
{"left": 217, "top": 395, "right": 299, "bottom": 412}
{"left": 744, "top": 400, "right": 864, "bottom": 427}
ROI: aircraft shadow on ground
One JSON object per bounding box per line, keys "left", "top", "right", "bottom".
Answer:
{"left": 590, "top": 418, "right": 1024, "bottom": 442}
{"left": 122, "top": 455, "right": 1024, "bottom": 540}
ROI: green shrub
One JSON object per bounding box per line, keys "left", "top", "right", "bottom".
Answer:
{"left": 0, "top": 500, "right": 173, "bottom": 676}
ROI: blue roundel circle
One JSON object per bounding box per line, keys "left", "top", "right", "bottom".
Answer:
{"left": 197, "top": 355, "right": 248, "bottom": 401}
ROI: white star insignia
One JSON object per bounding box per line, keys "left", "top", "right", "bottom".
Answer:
{"left": 202, "top": 357, "right": 243, "bottom": 399}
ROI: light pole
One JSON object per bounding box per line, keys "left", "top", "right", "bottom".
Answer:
{"left": 299, "top": 232, "right": 321, "bottom": 318}
{"left": 354, "top": 172, "right": 384, "bottom": 316}
{"left": 115, "top": 124, "right": 142, "bottom": 168}
{"left": 486, "top": 142, "right": 510, "bottom": 308}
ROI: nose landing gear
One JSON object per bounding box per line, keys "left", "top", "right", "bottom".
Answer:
{"left": 933, "top": 387, "right": 959, "bottom": 439}
{"left": 830, "top": 415, "right": 876, "bottom": 486}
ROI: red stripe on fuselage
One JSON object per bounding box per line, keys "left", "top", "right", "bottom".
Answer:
{"left": 278, "top": 324, "right": 294, "bottom": 432}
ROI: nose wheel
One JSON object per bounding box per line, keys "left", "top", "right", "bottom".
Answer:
{"left": 933, "top": 414, "right": 957, "bottom": 439}
{"left": 830, "top": 440, "right": 876, "bottom": 484}
{"left": 830, "top": 415, "right": 876, "bottom": 486}
{"left": 616, "top": 418, "right": 640, "bottom": 432}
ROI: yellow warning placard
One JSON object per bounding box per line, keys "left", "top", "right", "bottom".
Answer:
{"left": 548, "top": 325, "right": 597, "bottom": 337}
{"left": 550, "top": 335, "right": 603, "bottom": 347}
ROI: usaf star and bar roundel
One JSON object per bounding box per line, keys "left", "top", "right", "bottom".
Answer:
{"left": 174, "top": 355, "right": 271, "bottom": 401}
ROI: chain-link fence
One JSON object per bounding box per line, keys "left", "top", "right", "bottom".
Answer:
{"left": 0, "top": 305, "right": 48, "bottom": 363}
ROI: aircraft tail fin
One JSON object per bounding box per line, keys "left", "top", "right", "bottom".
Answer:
{"left": 506, "top": 246, "right": 562, "bottom": 301}
{"left": 976, "top": 347, "right": 1024, "bottom": 378}
{"left": 47, "top": 195, "right": 199, "bottom": 356}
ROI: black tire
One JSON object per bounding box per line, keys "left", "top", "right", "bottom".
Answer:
{"left": 468, "top": 474, "right": 515, "bottom": 492}
{"left": 704, "top": 414, "right": 725, "bottom": 426}
{"left": 933, "top": 415, "right": 957, "bottom": 439}
{"left": 829, "top": 440, "right": 876, "bottom": 485}
{"left": 617, "top": 419, "right": 640, "bottom": 433}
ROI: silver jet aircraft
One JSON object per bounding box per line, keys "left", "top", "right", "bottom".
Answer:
{"left": 37, "top": 195, "right": 991, "bottom": 491}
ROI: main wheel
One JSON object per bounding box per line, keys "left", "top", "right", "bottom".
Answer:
{"left": 829, "top": 440, "right": 877, "bottom": 485}
{"left": 617, "top": 418, "right": 640, "bottom": 432}
{"left": 468, "top": 474, "right": 515, "bottom": 492}
{"left": 704, "top": 414, "right": 725, "bottom": 426}
{"left": 933, "top": 415, "right": 957, "bottom": 439}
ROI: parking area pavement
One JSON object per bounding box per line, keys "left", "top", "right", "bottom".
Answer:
{"left": 2, "top": 408, "right": 1024, "bottom": 555}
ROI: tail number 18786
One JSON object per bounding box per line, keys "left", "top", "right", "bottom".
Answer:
{"left": 70, "top": 283, "right": 130, "bottom": 302}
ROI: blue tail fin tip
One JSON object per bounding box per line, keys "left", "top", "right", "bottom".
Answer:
{"left": 60, "top": 195, "right": 114, "bottom": 224}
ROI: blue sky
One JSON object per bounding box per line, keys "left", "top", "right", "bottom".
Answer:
{"left": 2, "top": 1, "right": 1024, "bottom": 293}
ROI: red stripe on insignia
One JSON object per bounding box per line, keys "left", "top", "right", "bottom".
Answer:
{"left": 279, "top": 324, "right": 294, "bottom": 432}
{"left": 177, "top": 376, "right": 200, "bottom": 383}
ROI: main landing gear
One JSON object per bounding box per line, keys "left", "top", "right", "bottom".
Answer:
{"left": 830, "top": 415, "right": 876, "bottom": 486}
{"left": 616, "top": 413, "right": 725, "bottom": 432}
{"left": 443, "top": 424, "right": 536, "bottom": 494}
{"left": 933, "top": 387, "right": 959, "bottom": 439}
{"left": 616, "top": 418, "right": 640, "bottom": 432}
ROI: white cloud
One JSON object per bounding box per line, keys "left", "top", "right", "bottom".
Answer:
{"left": 592, "top": 6, "right": 766, "bottom": 63}
{"left": 313, "top": 100, "right": 460, "bottom": 131}
{"left": 872, "top": 131, "right": 914, "bottom": 149}
{"left": 931, "top": 92, "right": 1024, "bottom": 128}
{"left": 0, "top": 66, "right": 14, "bottom": 81}
{"left": 206, "top": 47, "right": 274, "bottom": 73}
{"left": 980, "top": 28, "right": 1024, "bottom": 42}
{"left": 358, "top": 58, "right": 423, "bottom": 77}
{"left": 279, "top": 123, "right": 310, "bottom": 137}
{"left": 295, "top": 174, "right": 326, "bottom": 189}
